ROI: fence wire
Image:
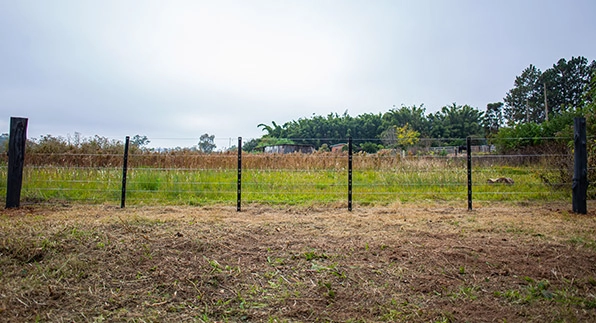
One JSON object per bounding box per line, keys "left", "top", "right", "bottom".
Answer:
{"left": 0, "top": 136, "right": 592, "bottom": 207}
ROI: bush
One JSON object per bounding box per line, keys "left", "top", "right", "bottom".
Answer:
{"left": 359, "top": 142, "right": 383, "bottom": 153}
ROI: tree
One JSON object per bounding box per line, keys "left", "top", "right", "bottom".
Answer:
{"left": 242, "top": 138, "right": 260, "bottom": 152}
{"left": 68, "top": 132, "right": 82, "bottom": 146}
{"left": 131, "top": 135, "right": 150, "bottom": 148}
{"left": 503, "top": 64, "right": 544, "bottom": 125}
{"left": 503, "top": 57, "right": 596, "bottom": 125}
{"left": 584, "top": 70, "right": 596, "bottom": 105}
{"left": 198, "top": 133, "right": 216, "bottom": 153}
{"left": 359, "top": 142, "right": 383, "bottom": 153}
{"left": 381, "top": 104, "right": 429, "bottom": 136}
{"left": 543, "top": 56, "right": 596, "bottom": 113}
{"left": 396, "top": 124, "right": 420, "bottom": 150}
{"left": 381, "top": 123, "right": 419, "bottom": 150}
{"left": 354, "top": 113, "right": 383, "bottom": 141}
{"left": 484, "top": 102, "right": 504, "bottom": 136}
{"left": 318, "top": 143, "right": 331, "bottom": 152}
{"left": 265, "top": 111, "right": 376, "bottom": 149}
{"left": 429, "top": 103, "right": 484, "bottom": 144}
{"left": 258, "top": 121, "right": 286, "bottom": 138}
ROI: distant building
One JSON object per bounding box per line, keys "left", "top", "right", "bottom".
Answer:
{"left": 331, "top": 143, "right": 347, "bottom": 153}
{"left": 263, "top": 144, "right": 315, "bottom": 154}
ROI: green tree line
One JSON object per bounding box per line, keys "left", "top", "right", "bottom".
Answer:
{"left": 249, "top": 56, "right": 595, "bottom": 153}
{"left": 493, "top": 56, "right": 596, "bottom": 152}
{"left": 253, "top": 103, "right": 485, "bottom": 153}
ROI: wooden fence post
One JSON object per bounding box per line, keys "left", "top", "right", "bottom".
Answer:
{"left": 6, "top": 117, "right": 28, "bottom": 208}
{"left": 572, "top": 117, "right": 587, "bottom": 214}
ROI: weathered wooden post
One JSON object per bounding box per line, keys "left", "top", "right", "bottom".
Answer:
{"left": 6, "top": 117, "right": 28, "bottom": 208}
{"left": 572, "top": 117, "right": 587, "bottom": 214}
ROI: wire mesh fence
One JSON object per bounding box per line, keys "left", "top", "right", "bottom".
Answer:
{"left": 0, "top": 136, "right": 591, "bottom": 208}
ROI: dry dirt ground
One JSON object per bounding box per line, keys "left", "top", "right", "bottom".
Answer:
{"left": 1, "top": 202, "right": 596, "bottom": 322}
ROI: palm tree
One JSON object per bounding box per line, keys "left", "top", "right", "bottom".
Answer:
{"left": 257, "top": 121, "right": 286, "bottom": 137}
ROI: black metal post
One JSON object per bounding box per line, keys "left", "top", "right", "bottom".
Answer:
{"left": 467, "top": 136, "right": 472, "bottom": 211}
{"left": 237, "top": 137, "right": 242, "bottom": 212}
{"left": 348, "top": 137, "right": 353, "bottom": 211}
{"left": 6, "top": 117, "right": 28, "bottom": 208}
{"left": 573, "top": 117, "right": 588, "bottom": 214}
{"left": 120, "top": 136, "right": 130, "bottom": 208}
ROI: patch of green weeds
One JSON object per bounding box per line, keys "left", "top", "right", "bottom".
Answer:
{"left": 381, "top": 309, "right": 405, "bottom": 321}
{"left": 449, "top": 285, "right": 478, "bottom": 300}
{"left": 495, "top": 276, "right": 596, "bottom": 309}
{"left": 205, "top": 257, "right": 223, "bottom": 273}
{"left": 311, "top": 262, "right": 346, "bottom": 279}
{"left": 568, "top": 236, "right": 596, "bottom": 250}
{"left": 318, "top": 281, "right": 336, "bottom": 299}
{"left": 267, "top": 256, "right": 285, "bottom": 267}
{"left": 432, "top": 315, "right": 453, "bottom": 323}
{"left": 505, "top": 225, "right": 533, "bottom": 235}
{"left": 377, "top": 298, "right": 423, "bottom": 322}
{"left": 303, "top": 249, "right": 328, "bottom": 261}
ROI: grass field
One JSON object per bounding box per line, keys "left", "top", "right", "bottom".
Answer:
{"left": 0, "top": 154, "right": 575, "bottom": 207}
{"left": 1, "top": 202, "right": 595, "bottom": 322}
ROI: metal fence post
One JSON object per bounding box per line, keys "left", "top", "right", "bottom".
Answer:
{"left": 573, "top": 117, "right": 587, "bottom": 214}
{"left": 348, "top": 136, "right": 353, "bottom": 211}
{"left": 467, "top": 136, "right": 472, "bottom": 211}
{"left": 6, "top": 117, "right": 28, "bottom": 208}
{"left": 120, "top": 136, "right": 130, "bottom": 208}
{"left": 237, "top": 137, "right": 242, "bottom": 212}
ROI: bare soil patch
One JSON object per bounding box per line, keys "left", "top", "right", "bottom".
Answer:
{"left": 1, "top": 202, "right": 596, "bottom": 322}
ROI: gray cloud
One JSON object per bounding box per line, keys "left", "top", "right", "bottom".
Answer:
{"left": 1, "top": 0, "right": 595, "bottom": 148}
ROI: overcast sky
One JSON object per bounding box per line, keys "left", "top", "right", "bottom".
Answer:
{"left": 1, "top": 0, "right": 595, "bottom": 149}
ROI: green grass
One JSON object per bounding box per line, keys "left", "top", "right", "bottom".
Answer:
{"left": 494, "top": 276, "right": 596, "bottom": 309}
{"left": 0, "top": 162, "right": 572, "bottom": 206}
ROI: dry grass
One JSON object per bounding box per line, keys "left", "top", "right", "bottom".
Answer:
{"left": 1, "top": 202, "right": 596, "bottom": 322}
{"left": 20, "top": 150, "right": 547, "bottom": 170}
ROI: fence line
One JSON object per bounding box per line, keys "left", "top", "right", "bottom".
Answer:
{"left": 1, "top": 134, "right": 592, "bottom": 210}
